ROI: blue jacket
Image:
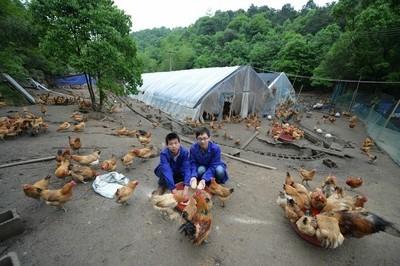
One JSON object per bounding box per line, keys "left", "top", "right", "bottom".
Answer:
{"left": 189, "top": 141, "right": 228, "bottom": 183}
{"left": 154, "top": 146, "right": 191, "bottom": 190}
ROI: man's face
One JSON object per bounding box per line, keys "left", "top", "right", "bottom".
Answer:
{"left": 197, "top": 132, "right": 210, "bottom": 150}
{"left": 167, "top": 138, "right": 180, "bottom": 155}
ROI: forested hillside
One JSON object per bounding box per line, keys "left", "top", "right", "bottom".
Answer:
{"left": 134, "top": 0, "right": 400, "bottom": 87}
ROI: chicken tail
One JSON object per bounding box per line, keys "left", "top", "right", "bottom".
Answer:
{"left": 370, "top": 212, "right": 400, "bottom": 237}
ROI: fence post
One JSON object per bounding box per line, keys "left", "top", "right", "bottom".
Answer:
{"left": 348, "top": 76, "right": 361, "bottom": 112}
{"left": 383, "top": 98, "right": 400, "bottom": 129}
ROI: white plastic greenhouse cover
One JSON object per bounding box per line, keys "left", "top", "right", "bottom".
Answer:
{"left": 258, "top": 72, "right": 296, "bottom": 114}
{"left": 134, "top": 66, "right": 270, "bottom": 121}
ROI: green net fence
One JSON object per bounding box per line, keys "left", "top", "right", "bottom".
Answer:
{"left": 334, "top": 87, "right": 400, "bottom": 166}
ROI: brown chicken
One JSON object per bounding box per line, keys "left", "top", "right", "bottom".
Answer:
{"left": 40, "top": 104, "right": 48, "bottom": 116}
{"left": 299, "top": 168, "right": 316, "bottom": 186}
{"left": 55, "top": 159, "right": 71, "bottom": 178}
{"left": 132, "top": 146, "right": 155, "bottom": 160}
{"left": 349, "top": 115, "right": 358, "bottom": 123}
{"left": 346, "top": 176, "right": 363, "bottom": 189}
{"left": 115, "top": 180, "right": 139, "bottom": 204}
{"left": 283, "top": 183, "right": 310, "bottom": 210}
{"left": 57, "top": 122, "right": 71, "bottom": 132}
{"left": 136, "top": 130, "right": 152, "bottom": 146}
{"left": 151, "top": 190, "right": 187, "bottom": 213}
{"left": 55, "top": 149, "right": 71, "bottom": 167}
{"left": 23, "top": 175, "right": 52, "bottom": 200}
{"left": 115, "top": 127, "right": 129, "bottom": 136}
{"left": 207, "top": 178, "right": 234, "bottom": 207}
{"left": 101, "top": 155, "right": 117, "bottom": 171}
{"left": 349, "top": 121, "right": 356, "bottom": 128}
{"left": 70, "top": 164, "right": 97, "bottom": 183}
{"left": 68, "top": 136, "right": 81, "bottom": 153}
{"left": 285, "top": 198, "right": 304, "bottom": 223}
{"left": 71, "top": 150, "right": 100, "bottom": 165}
{"left": 39, "top": 180, "right": 77, "bottom": 212}
{"left": 179, "top": 191, "right": 212, "bottom": 245}
{"left": 71, "top": 112, "right": 85, "bottom": 122}
{"left": 234, "top": 138, "right": 241, "bottom": 145}
{"left": 322, "top": 194, "right": 367, "bottom": 213}
{"left": 73, "top": 121, "right": 85, "bottom": 132}
{"left": 310, "top": 189, "right": 327, "bottom": 211}
{"left": 121, "top": 150, "right": 135, "bottom": 169}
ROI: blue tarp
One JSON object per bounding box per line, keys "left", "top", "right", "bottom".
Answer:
{"left": 55, "top": 74, "right": 96, "bottom": 86}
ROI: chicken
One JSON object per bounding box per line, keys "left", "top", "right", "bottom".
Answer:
{"left": 299, "top": 168, "right": 316, "bottom": 186}
{"left": 322, "top": 175, "right": 337, "bottom": 198}
{"left": 115, "top": 180, "right": 139, "bottom": 204}
{"left": 346, "top": 176, "right": 363, "bottom": 189}
{"left": 68, "top": 136, "right": 81, "bottom": 153}
{"left": 70, "top": 164, "right": 97, "bottom": 183}
{"left": 349, "top": 115, "right": 358, "bottom": 123}
{"left": 39, "top": 180, "right": 77, "bottom": 212}
{"left": 71, "top": 150, "right": 100, "bottom": 165}
{"left": 179, "top": 191, "right": 212, "bottom": 245}
{"left": 55, "top": 149, "right": 71, "bottom": 167}
{"left": 71, "top": 112, "right": 85, "bottom": 122}
{"left": 136, "top": 130, "right": 152, "bottom": 146}
{"left": 73, "top": 121, "right": 85, "bottom": 132}
{"left": 234, "top": 138, "right": 241, "bottom": 145}
{"left": 315, "top": 214, "right": 345, "bottom": 248}
{"left": 285, "top": 198, "right": 304, "bottom": 223}
{"left": 151, "top": 190, "right": 187, "bottom": 212}
{"left": 40, "top": 104, "right": 47, "bottom": 116}
{"left": 349, "top": 121, "right": 356, "bottom": 128}
{"left": 57, "top": 122, "right": 71, "bottom": 132}
{"left": 322, "top": 194, "right": 367, "bottom": 213}
{"left": 276, "top": 191, "right": 291, "bottom": 209}
{"left": 23, "top": 175, "right": 52, "bottom": 200}
{"left": 115, "top": 127, "right": 129, "bottom": 136}
{"left": 207, "top": 178, "right": 234, "bottom": 207}
{"left": 100, "top": 155, "right": 117, "bottom": 171}
{"left": 310, "top": 189, "right": 327, "bottom": 211}
{"left": 328, "top": 209, "right": 400, "bottom": 239}
{"left": 121, "top": 150, "right": 135, "bottom": 169}
{"left": 283, "top": 184, "right": 310, "bottom": 210}
{"left": 367, "top": 152, "right": 378, "bottom": 164}
{"left": 55, "top": 159, "right": 71, "bottom": 178}
{"left": 132, "top": 146, "right": 154, "bottom": 160}
{"left": 152, "top": 122, "right": 159, "bottom": 128}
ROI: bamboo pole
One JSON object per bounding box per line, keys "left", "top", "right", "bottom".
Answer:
{"left": 222, "top": 153, "right": 277, "bottom": 170}
{"left": 0, "top": 156, "right": 55, "bottom": 169}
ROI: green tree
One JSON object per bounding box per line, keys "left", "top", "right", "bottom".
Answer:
{"left": 30, "top": 0, "right": 142, "bottom": 110}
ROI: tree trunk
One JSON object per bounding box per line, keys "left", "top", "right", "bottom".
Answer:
{"left": 97, "top": 73, "right": 104, "bottom": 112}
{"left": 84, "top": 72, "right": 96, "bottom": 110}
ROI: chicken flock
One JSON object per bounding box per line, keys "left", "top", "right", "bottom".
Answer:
{"left": 277, "top": 171, "right": 400, "bottom": 248}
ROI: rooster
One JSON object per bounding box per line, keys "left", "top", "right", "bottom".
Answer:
{"left": 68, "top": 136, "right": 81, "bottom": 153}
{"left": 39, "top": 180, "right": 77, "bottom": 212}
{"left": 179, "top": 191, "right": 212, "bottom": 245}
{"left": 207, "top": 178, "right": 234, "bottom": 207}
{"left": 328, "top": 209, "right": 400, "bottom": 239}
{"left": 115, "top": 180, "right": 139, "bottom": 204}
{"left": 23, "top": 175, "right": 52, "bottom": 200}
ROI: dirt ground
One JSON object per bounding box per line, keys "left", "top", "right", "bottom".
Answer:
{"left": 1, "top": 96, "right": 400, "bottom": 266}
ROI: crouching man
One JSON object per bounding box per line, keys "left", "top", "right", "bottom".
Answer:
{"left": 188, "top": 127, "right": 229, "bottom": 190}
{"left": 154, "top": 132, "right": 190, "bottom": 195}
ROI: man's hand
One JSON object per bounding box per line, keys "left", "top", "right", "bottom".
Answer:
{"left": 197, "top": 179, "right": 206, "bottom": 190}
{"left": 190, "top": 177, "right": 197, "bottom": 189}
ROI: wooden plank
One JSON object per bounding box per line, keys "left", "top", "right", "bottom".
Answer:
{"left": 240, "top": 131, "right": 259, "bottom": 149}
{"left": 222, "top": 153, "right": 276, "bottom": 170}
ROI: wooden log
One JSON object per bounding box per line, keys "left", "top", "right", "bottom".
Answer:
{"left": 0, "top": 156, "right": 55, "bottom": 169}
{"left": 222, "top": 153, "right": 277, "bottom": 170}
{"left": 240, "top": 131, "right": 259, "bottom": 149}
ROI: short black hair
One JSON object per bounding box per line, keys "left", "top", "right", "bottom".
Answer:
{"left": 195, "top": 127, "right": 210, "bottom": 138}
{"left": 165, "top": 132, "right": 180, "bottom": 145}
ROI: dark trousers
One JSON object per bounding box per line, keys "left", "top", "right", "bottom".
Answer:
{"left": 156, "top": 170, "right": 183, "bottom": 189}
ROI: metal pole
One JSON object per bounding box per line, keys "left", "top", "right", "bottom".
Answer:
{"left": 348, "top": 76, "right": 361, "bottom": 112}
{"left": 383, "top": 98, "right": 400, "bottom": 129}
{"left": 296, "top": 84, "right": 303, "bottom": 103}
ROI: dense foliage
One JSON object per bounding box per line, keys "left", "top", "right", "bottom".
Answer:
{"left": 134, "top": 0, "right": 400, "bottom": 88}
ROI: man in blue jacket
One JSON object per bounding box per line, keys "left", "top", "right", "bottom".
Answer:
{"left": 154, "top": 132, "right": 191, "bottom": 195}
{"left": 189, "top": 127, "right": 229, "bottom": 190}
